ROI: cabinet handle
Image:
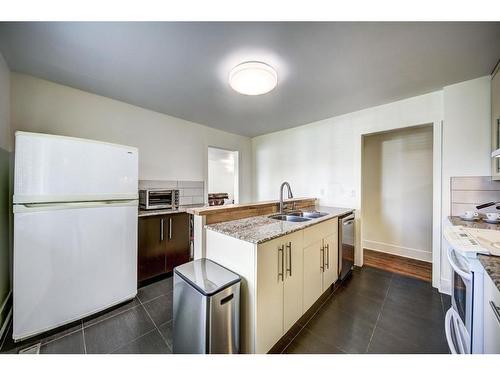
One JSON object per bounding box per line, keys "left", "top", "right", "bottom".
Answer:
{"left": 278, "top": 245, "right": 284, "bottom": 282}
{"left": 490, "top": 301, "right": 500, "bottom": 324}
{"left": 286, "top": 242, "right": 292, "bottom": 276}
{"left": 320, "top": 246, "right": 325, "bottom": 272}
{"left": 326, "top": 244, "right": 330, "bottom": 269}
{"left": 168, "top": 217, "right": 173, "bottom": 240}
{"left": 160, "top": 219, "right": 164, "bottom": 241}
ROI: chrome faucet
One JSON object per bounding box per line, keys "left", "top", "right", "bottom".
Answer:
{"left": 279, "top": 181, "right": 293, "bottom": 214}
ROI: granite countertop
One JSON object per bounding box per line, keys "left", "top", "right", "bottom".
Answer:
{"left": 206, "top": 206, "right": 354, "bottom": 244}
{"left": 139, "top": 204, "right": 205, "bottom": 217}
{"left": 448, "top": 216, "right": 500, "bottom": 230}
{"left": 448, "top": 216, "right": 500, "bottom": 291}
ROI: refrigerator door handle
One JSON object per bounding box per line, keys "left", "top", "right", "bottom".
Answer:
{"left": 14, "top": 199, "right": 138, "bottom": 213}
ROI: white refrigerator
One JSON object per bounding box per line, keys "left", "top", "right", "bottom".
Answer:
{"left": 13, "top": 131, "right": 139, "bottom": 341}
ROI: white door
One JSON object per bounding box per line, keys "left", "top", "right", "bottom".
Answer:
{"left": 14, "top": 132, "right": 138, "bottom": 203}
{"left": 323, "top": 233, "right": 339, "bottom": 290}
{"left": 256, "top": 237, "right": 284, "bottom": 353}
{"left": 283, "top": 231, "right": 304, "bottom": 332}
{"left": 303, "top": 240, "right": 323, "bottom": 312}
{"left": 13, "top": 201, "right": 138, "bottom": 340}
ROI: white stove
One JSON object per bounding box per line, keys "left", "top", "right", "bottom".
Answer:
{"left": 443, "top": 224, "right": 490, "bottom": 354}
{"left": 443, "top": 225, "right": 500, "bottom": 258}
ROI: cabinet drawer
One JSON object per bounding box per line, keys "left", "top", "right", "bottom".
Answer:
{"left": 303, "top": 218, "right": 338, "bottom": 248}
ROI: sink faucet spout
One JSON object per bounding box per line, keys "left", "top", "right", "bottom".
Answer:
{"left": 279, "top": 181, "right": 293, "bottom": 214}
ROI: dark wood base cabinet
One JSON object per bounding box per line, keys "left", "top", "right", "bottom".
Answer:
{"left": 138, "top": 213, "right": 190, "bottom": 282}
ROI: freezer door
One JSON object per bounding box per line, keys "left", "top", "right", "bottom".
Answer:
{"left": 13, "top": 201, "right": 138, "bottom": 340}
{"left": 14, "top": 132, "right": 138, "bottom": 203}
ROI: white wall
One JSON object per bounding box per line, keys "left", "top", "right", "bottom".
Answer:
{"left": 10, "top": 73, "right": 253, "bottom": 203}
{"left": 440, "top": 76, "right": 491, "bottom": 290}
{"left": 252, "top": 91, "right": 442, "bottom": 207}
{"left": 208, "top": 147, "right": 237, "bottom": 203}
{"left": 252, "top": 91, "right": 443, "bottom": 273}
{"left": 362, "top": 126, "right": 433, "bottom": 262}
{"left": 0, "top": 55, "right": 9, "bottom": 152}
{"left": 253, "top": 76, "right": 491, "bottom": 292}
{"left": 0, "top": 52, "right": 11, "bottom": 332}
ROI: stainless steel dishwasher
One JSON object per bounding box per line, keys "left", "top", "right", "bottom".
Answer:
{"left": 339, "top": 212, "right": 355, "bottom": 281}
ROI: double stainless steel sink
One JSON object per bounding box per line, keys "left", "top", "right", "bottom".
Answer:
{"left": 268, "top": 210, "right": 329, "bottom": 222}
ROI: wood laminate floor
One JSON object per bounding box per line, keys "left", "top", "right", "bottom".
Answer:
{"left": 363, "top": 249, "right": 432, "bottom": 282}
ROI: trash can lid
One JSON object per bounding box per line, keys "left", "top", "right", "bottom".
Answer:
{"left": 174, "top": 259, "right": 241, "bottom": 297}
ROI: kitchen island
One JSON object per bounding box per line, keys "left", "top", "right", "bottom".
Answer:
{"left": 205, "top": 204, "right": 354, "bottom": 354}
{"left": 187, "top": 197, "right": 318, "bottom": 259}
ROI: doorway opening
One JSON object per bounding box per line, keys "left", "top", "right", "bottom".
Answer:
{"left": 361, "top": 124, "right": 434, "bottom": 281}
{"left": 207, "top": 147, "right": 239, "bottom": 206}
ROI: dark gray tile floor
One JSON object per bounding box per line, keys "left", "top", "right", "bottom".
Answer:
{"left": 283, "top": 266, "right": 451, "bottom": 354}
{"left": 0, "top": 267, "right": 451, "bottom": 354}
{"left": 0, "top": 276, "right": 173, "bottom": 354}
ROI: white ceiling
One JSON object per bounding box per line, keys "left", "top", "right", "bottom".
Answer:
{"left": 0, "top": 22, "right": 499, "bottom": 137}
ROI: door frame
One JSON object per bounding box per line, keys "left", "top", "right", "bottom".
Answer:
{"left": 358, "top": 121, "right": 443, "bottom": 290}
{"left": 206, "top": 146, "right": 240, "bottom": 205}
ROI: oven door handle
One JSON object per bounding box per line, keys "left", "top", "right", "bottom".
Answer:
{"left": 445, "top": 307, "right": 470, "bottom": 354}
{"left": 445, "top": 308, "right": 459, "bottom": 354}
{"left": 446, "top": 248, "right": 472, "bottom": 281}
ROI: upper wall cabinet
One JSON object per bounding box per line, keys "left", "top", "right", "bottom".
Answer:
{"left": 491, "top": 61, "right": 500, "bottom": 179}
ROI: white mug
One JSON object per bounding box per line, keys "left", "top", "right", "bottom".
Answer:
{"left": 486, "top": 212, "right": 500, "bottom": 221}
{"left": 463, "top": 211, "right": 479, "bottom": 219}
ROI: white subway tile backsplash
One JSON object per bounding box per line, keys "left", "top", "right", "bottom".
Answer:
{"left": 451, "top": 176, "right": 500, "bottom": 191}
{"left": 451, "top": 190, "right": 500, "bottom": 204}
{"left": 178, "top": 180, "right": 204, "bottom": 188}
{"left": 182, "top": 188, "right": 204, "bottom": 197}
{"left": 139, "top": 180, "right": 178, "bottom": 189}
{"left": 192, "top": 196, "right": 205, "bottom": 204}
{"left": 450, "top": 176, "right": 500, "bottom": 216}
{"left": 179, "top": 196, "right": 193, "bottom": 206}
{"left": 452, "top": 203, "right": 498, "bottom": 216}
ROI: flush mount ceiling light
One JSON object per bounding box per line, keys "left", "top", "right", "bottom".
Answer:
{"left": 229, "top": 61, "right": 278, "bottom": 95}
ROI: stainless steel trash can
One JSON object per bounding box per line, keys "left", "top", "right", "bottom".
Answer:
{"left": 173, "top": 258, "right": 241, "bottom": 354}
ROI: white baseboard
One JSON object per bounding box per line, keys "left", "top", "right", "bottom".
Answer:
{"left": 363, "top": 239, "right": 432, "bottom": 262}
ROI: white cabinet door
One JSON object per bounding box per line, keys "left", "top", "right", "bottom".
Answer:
{"left": 283, "top": 231, "right": 304, "bottom": 332}
{"left": 323, "top": 232, "right": 339, "bottom": 290}
{"left": 484, "top": 274, "right": 500, "bottom": 353}
{"left": 303, "top": 240, "right": 323, "bottom": 312}
{"left": 256, "top": 237, "right": 284, "bottom": 353}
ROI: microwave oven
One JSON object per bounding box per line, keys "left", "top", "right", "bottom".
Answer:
{"left": 139, "top": 189, "right": 180, "bottom": 210}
